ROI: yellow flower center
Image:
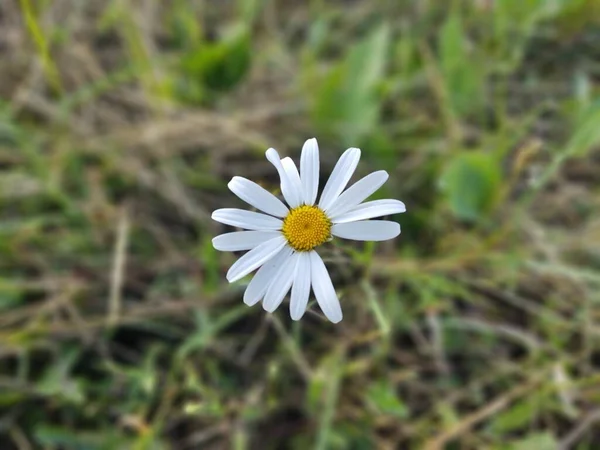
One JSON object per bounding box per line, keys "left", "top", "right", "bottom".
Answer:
{"left": 282, "top": 205, "right": 332, "bottom": 252}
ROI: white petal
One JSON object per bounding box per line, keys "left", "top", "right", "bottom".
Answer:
{"left": 300, "top": 138, "right": 319, "bottom": 205}
{"left": 309, "top": 251, "right": 342, "bottom": 323}
{"left": 212, "top": 231, "right": 282, "bottom": 252}
{"left": 263, "top": 252, "right": 300, "bottom": 313}
{"left": 290, "top": 252, "right": 311, "bottom": 320}
{"left": 280, "top": 157, "right": 303, "bottom": 208}
{"left": 212, "top": 208, "right": 282, "bottom": 231}
{"left": 331, "top": 220, "right": 400, "bottom": 241}
{"left": 228, "top": 176, "right": 289, "bottom": 217}
{"left": 318, "top": 147, "right": 361, "bottom": 211}
{"left": 265, "top": 148, "right": 303, "bottom": 208}
{"left": 243, "top": 246, "right": 293, "bottom": 306}
{"left": 326, "top": 170, "right": 388, "bottom": 216}
{"left": 226, "top": 236, "right": 286, "bottom": 283}
{"left": 331, "top": 199, "right": 406, "bottom": 223}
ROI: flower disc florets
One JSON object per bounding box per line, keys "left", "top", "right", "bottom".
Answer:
{"left": 282, "top": 205, "right": 331, "bottom": 251}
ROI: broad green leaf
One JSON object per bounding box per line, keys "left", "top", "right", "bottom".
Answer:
{"left": 495, "top": 0, "right": 545, "bottom": 24}
{"left": 565, "top": 98, "right": 600, "bottom": 157}
{"left": 0, "top": 280, "right": 24, "bottom": 310}
{"left": 366, "top": 381, "right": 409, "bottom": 418}
{"left": 492, "top": 0, "right": 572, "bottom": 67}
{"left": 491, "top": 397, "right": 542, "bottom": 433}
{"left": 306, "top": 15, "right": 331, "bottom": 54}
{"left": 310, "top": 23, "right": 390, "bottom": 145}
{"left": 237, "top": 0, "right": 264, "bottom": 24}
{"left": 169, "top": 0, "right": 201, "bottom": 48}
{"left": 440, "top": 152, "right": 502, "bottom": 221}
{"left": 395, "top": 32, "right": 419, "bottom": 77}
{"left": 439, "top": 13, "right": 484, "bottom": 116}
{"left": 494, "top": 0, "right": 568, "bottom": 33}
{"left": 533, "top": 98, "right": 600, "bottom": 192}
{"left": 37, "top": 349, "right": 85, "bottom": 404}
{"left": 346, "top": 23, "right": 390, "bottom": 98}
{"left": 307, "top": 369, "right": 327, "bottom": 414}
{"left": 507, "top": 432, "right": 558, "bottom": 450}
{"left": 178, "top": 24, "right": 251, "bottom": 103}
{"left": 34, "top": 426, "right": 139, "bottom": 450}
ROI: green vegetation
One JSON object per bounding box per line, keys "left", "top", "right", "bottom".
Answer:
{"left": 2, "top": 0, "right": 600, "bottom": 448}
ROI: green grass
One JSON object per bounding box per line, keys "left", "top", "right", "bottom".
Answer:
{"left": 2, "top": 0, "right": 600, "bottom": 448}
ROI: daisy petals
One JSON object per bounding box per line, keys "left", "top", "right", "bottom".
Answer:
{"left": 331, "top": 220, "right": 400, "bottom": 241}
{"left": 212, "top": 231, "right": 282, "bottom": 252}
{"left": 243, "top": 246, "right": 293, "bottom": 306}
{"left": 280, "top": 157, "right": 304, "bottom": 208}
{"left": 228, "top": 176, "right": 289, "bottom": 217}
{"left": 331, "top": 199, "right": 406, "bottom": 223}
{"left": 318, "top": 147, "right": 361, "bottom": 211}
{"left": 226, "top": 236, "right": 287, "bottom": 283}
{"left": 212, "top": 208, "right": 282, "bottom": 230}
{"left": 300, "top": 138, "right": 319, "bottom": 205}
{"left": 265, "top": 148, "right": 303, "bottom": 208}
{"left": 309, "top": 251, "right": 343, "bottom": 323}
{"left": 263, "top": 252, "right": 300, "bottom": 313}
{"left": 290, "top": 252, "right": 311, "bottom": 320}
{"left": 326, "top": 170, "right": 388, "bottom": 216}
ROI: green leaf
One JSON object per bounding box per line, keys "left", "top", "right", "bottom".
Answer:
{"left": 168, "top": 0, "right": 201, "bottom": 49}
{"left": 494, "top": 0, "right": 545, "bottom": 25}
{"left": 492, "top": 0, "right": 571, "bottom": 67}
{"left": 565, "top": 98, "right": 600, "bottom": 157}
{"left": 314, "top": 353, "right": 344, "bottom": 450}
{"left": 34, "top": 426, "right": 134, "bottom": 450}
{"left": 395, "top": 31, "right": 419, "bottom": 77}
{"left": 491, "top": 397, "right": 541, "bottom": 433}
{"left": 200, "top": 233, "right": 220, "bottom": 293}
{"left": 507, "top": 432, "right": 558, "bottom": 450}
{"left": 532, "top": 98, "right": 600, "bottom": 192}
{"left": 310, "top": 23, "right": 390, "bottom": 145}
{"left": 307, "top": 370, "right": 327, "bottom": 414}
{"left": 0, "top": 280, "right": 24, "bottom": 311}
{"left": 177, "top": 24, "right": 251, "bottom": 103}
{"left": 177, "top": 306, "right": 249, "bottom": 361}
{"left": 306, "top": 15, "right": 331, "bottom": 54}
{"left": 366, "top": 380, "right": 409, "bottom": 418}
{"left": 346, "top": 23, "right": 390, "bottom": 97}
{"left": 237, "top": 0, "right": 264, "bottom": 24}
{"left": 440, "top": 152, "right": 502, "bottom": 222}
{"left": 439, "top": 13, "right": 484, "bottom": 116}
{"left": 37, "top": 349, "right": 85, "bottom": 405}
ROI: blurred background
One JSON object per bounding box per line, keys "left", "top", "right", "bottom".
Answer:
{"left": 2, "top": 0, "right": 600, "bottom": 449}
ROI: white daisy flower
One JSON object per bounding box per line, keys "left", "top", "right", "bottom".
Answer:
{"left": 211, "top": 138, "right": 406, "bottom": 323}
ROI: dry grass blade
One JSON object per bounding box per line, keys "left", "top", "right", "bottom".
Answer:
{"left": 108, "top": 206, "right": 130, "bottom": 327}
